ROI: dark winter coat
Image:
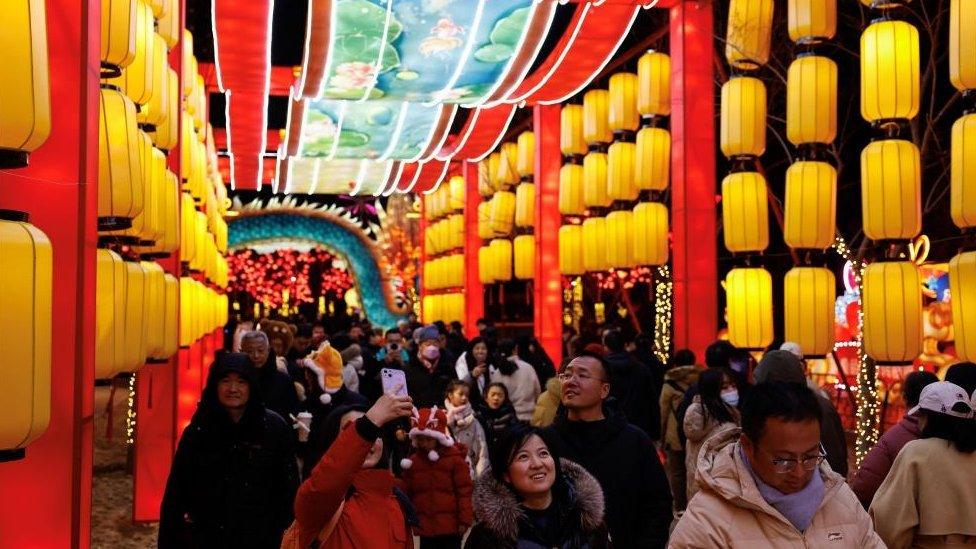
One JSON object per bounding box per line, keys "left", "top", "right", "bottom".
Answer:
{"left": 604, "top": 351, "right": 661, "bottom": 440}
{"left": 255, "top": 350, "right": 300, "bottom": 420}
{"left": 401, "top": 444, "right": 474, "bottom": 536}
{"left": 159, "top": 358, "right": 299, "bottom": 549}
{"left": 464, "top": 459, "right": 611, "bottom": 549}
{"left": 851, "top": 413, "right": 921, "bottom": 508}
{"left": 405, "top": 354, "right": 457, "bottom": 408}
{"left": 476, "top": 401, "right": 519, "bottom": 448}
{"left": 299, "top": 386, "right": 369, "bottom": 478}
{"left": 541, "top": 403, "right": 672, "bottom": 549}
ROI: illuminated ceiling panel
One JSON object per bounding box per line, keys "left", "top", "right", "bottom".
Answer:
{"left": 285, "top": 157, "right": 394, "bottom": 195}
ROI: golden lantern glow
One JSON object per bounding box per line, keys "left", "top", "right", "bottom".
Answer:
{"left": 179, "top": 276, "right": 194, "bottom": 347}
{"left": 101, "top": 0, "right": 137, "bottom": 72}
{"left": 582, "top": 152, "right": 610, "bottom": 208}
{"left": 2, "top": 0, "right": 51, "bottom": 166}
{"left": 725, "top": 0, "right": 774, "bottom": 70}
{"left": 105, "top": 0, "right": 153, "bottom": 105}
{"left": 490, "top": 238, "right": 513, "bottom": 282}
{"left": 448, "top": 214, "right": 464, "bottom": 250}
{"left": 635, "top": 127, "right": 670, "bottom": 191}
{"left": 784, "top": 267, "right": 835, "bottom": 356}
{"left": 862, "top": 261, "right": 922, "bottom": 364}
{"left": 559, "top": 225, "right": 584, "bottom": 276}
{"left": 861, "top": 139, "right": 921, "bottom": 241}
{"left": 558, "top": 164, "right": 585, "bottom": 216}
{"left": 720, "top": 76, "right": 766, "bottom": 158}
{"left": 95, "top": 249, "right": 126, "bottom": 379}
{"left": 637, "top": 51, "right": 670, "bottom": 117}
{"left": 515, "top": 183, "right": 535, "bottom": 228}
{"left": 151, "top": 273, "right": 178, "bottom": 361}
{"left": 607, "top": 141, "right": 637, "bottom": 202}
{"left": 725, "top": 267, "right": 774, "bottom": 350}
{"left": 583, "top": 89, "right": 612, "bottom": 145}
{"left": 582, "top": 217, "right": 608, "bottom": 272}
{"left": 514, "top": 235, "right": 536, "bottom": 280}
{"left": 560, "top": 105, "right": 587, "bottom": 157}
{"left": 722, "top": 171, "right": 769, "bottom": 253}
{"left": 477, "top": 202, "right": 493, "bottom": 240}
{"left": 150, "top": 68, "right": 179, "bottom": 150}
{"left": 605, "top": 210, "right": 634, "bottom": 269}
{"left": 98, "top": 87, "right": 144, "bottom": 230}
{"left": 180, "top": 193, "right": 197, "bottom": 263}
{"left": 951, "top": 113, "right": 976, "bottom": 228}
{"left": 422, "top": 295, "right": 438, "bottom": 322}
{"left": 137, "top": 33, "right": 169, "bottom": 128}
{"left": 608, "top": 73, "right": 639, "bottom": 134}
{"left": 157, "top": 0, "right": 179, "bottom": 48}
{"left": 193, "top": 73, "right": 207, "bottom": 133}
{"left": 478, "top": 245, "right": 495, "bottom": 284}
{"left": 0, "top": 215, "right": 52, "bottom": 450}
{"left": 860, "top": 20, "right": 920, "bottom": 123}
{"left": 120, "top": 261, "right": 148, "bottom": 373}
{"left": 448, "top": 175, "right": 465, "bottom": 211}
{"left": 950, "top": 251, "right": 976, "bottom": 361}
{"left": 787, "top": 0, "right": 836, "bottom": 44}
{"left": 784, "top": 161, "right": 836, "bottom": 250}
{"left": 517, "top": 131, "right": 535, "bottom": 178}
{"left": 123, "top": 144, "right": 166, "bottom": 244}
{"left": 496, "top": 142, "right": 519, "bottom": 189}
{"left": 141, "top": 261, "right": 165, "bottom": 359}
{"left": 489, "top": 190, "right": 516, "bottom": 236}
{"left": 485, "top": 152, "right": 501, "bottom": 192}
{"left": 950, "top": 0, "right": 976, "bottom": 91}
{"left": 633, "top": 202, "right": 669, "bottom": 266}
{"left": 786, "top": 55, "right": 837, "bottom": 146}
{"left": 182, "top": 31, "right": 196, "bottom": 99}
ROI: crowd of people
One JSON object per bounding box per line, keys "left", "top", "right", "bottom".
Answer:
{"left": 157, "top": 313, "right": 976, "bottom": 548}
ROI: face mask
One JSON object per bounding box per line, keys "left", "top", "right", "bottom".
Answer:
{"left": 421, "top": 345, "right": 440, "bottom": 360}
{"left": 721, "top": 389, "right": 739, "bottom": 407}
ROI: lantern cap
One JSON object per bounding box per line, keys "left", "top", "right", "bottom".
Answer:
{"left": 0, "top": 209, "right": 29, "bottom": 223}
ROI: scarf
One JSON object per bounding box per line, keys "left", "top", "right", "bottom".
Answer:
{"left": 740, "top": 446, "right": 825, "bottom": 532}
{"left": 443, "top": 399, "right": 476, "bottom": 429}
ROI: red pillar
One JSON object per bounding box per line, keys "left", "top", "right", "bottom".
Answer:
{"left": 670, "top": 1, "right": 717, "bottom": 359}
{"left": 533, "top": 105, "right": 563, "bottom": 366}
{"left": 0, "top": 0, "right": 98, "bottom": 545}
{"left": 463, "top": 161, "right": 484, "bottom": 338}
{"left": 418, "top": 198, "right": 428, "bottom": 320}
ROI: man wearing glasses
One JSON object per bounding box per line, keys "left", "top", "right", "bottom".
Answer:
{"left": 670, "top": 382, "right": 884, "bottom": 548}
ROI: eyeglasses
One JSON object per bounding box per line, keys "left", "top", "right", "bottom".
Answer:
{"left": 557, "top": 371, "right": 606, "bottom": 384}
{"left": 767, "top": 444, "right": 828, "bottom": 474}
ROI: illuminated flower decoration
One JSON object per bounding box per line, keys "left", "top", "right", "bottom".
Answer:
{"left": 331, "top": 61, "right": 377, "bottom": 90}
{"left": 432, "top": 87, "right": 471, "bottom": 102}
{"left": 419, "top": 18, "right": 464, "bottom": 57}
{"left": 227, "top": 248, "right": 355, "bottom": 308}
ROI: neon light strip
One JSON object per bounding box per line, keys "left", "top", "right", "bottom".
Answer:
{"left": 308, "top": 157, "right": 322, "bottom": 195}
{"left": 324, "top": 102, "right": 349, "bottom": 162}
{"left": 349, "top": 158, "right": 370, "bottom": 196}
{"left": 420, "top": 105, "right": 459, "bottom": 162}
{"left": 314, "top": 0, "right": 340, "bottom": 99}
{"left": 401, "top": 161, "right": 426, "bottom": 193}
{"left": 210, "top": 0, "right": 226, "bottom": 92}
{"left": 421, "top": 161, "right": 451, "bottom": 195}
{"left": 222, "top": 90, "right": 237, "bottom": 190}
{"left": 435, "top": 107, "right": 483, "bottom": 162}
{"left": 406, "top": 105, "right": 447, "bottom": 163}
{"left": 468, "top": 105, "right": 518, "bottom": 161}
{"left": 360, "top": 0, "right": 396, "bottom": 102}
{"left": 386, "top": 161, "right": 406, "bottom": 194}
{"left": 376, "top": 101, "right": 411, "bottom": 161}
{"left": 426, "top": 0, "right": 487, "bottom": 107}
{"left": 294, "top": 0, "right": 316, "bottom": 99}
{"left": 381, "top": 161, "right": 402, "bottom": 197}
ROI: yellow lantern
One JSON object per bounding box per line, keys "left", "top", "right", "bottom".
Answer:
{"left": 120, "top": 261, "right": 148, "bottom": 373}
{"left": 582, "top": 152, "right": 610, "bottom": 208}
{"left": 485, "top": 152, "right": 501, "bottom": 192}
{"left": 784, "top": 267, "right": 835, "bottom": 357}
{"left": 559, "top": 225, "right": 584, "bottom": 276}
{"left": 496, "top": 142, "right": 519, "bottom": 189}
{"left": 635, "top": 127, "right": 670, "bottom": 191}
{"left": 95, "top": 249, "right": 126, "bottom": 379}
{"left": 155, "top": 273, "right": 179, "bottom": 360}
{"left": 786, "top": 55, "right": 837, "bottom": 146}
{"left": 605, "top": 210, "right": 634, "bottom": 269}
{"left": 98, "top": 87, "right": 144, "bottom": 230}
{"left": 490, "top": 239, "right": 513, "bottom": 282}
{"left": 448, "top": 175, "right": 465, "bottom": 211}
{"left": 784, "top": 161, "right": 836, "bottom": 250}
{"left": 725, "top": 267, "right": 774, "bottom": 350}
{"left": 193, "top": 74, "right": 207, "bottom": 133}
{"left": 951, "top": 113, "right": 976, "bottom": 228}
{"left": 559, "top": 164, "right": 585, "bottom": 216}
{"left": 448, "top": 214, "right": 464, "bottom": 250}
{"left": 560, "top": 105, "right": 587, "bottom": 157}
{"left": 608, "top": 73, "right": 639, "bottom": 134}
{"left": 182, "top": 32, "right": 197, "bottom": 99}
{"left": 720, "top": 76, "right": 766, "bottom": 158}
{"left": 179, "top": 276, "right": 194, "bottom": 347}
{"left": 138, "top": 34, "right": 169, "bottom": 129}
{"left": 861, "top": 20, "right": 920, "bottom": 123}
{"left": 477, "top": 202, "right": 493, "bottom": 240}
{"left": 607, "top": 141, "right": 637, "bottom": 202}
{"left": 583, "top": 89, "right": 611, "bottom": 145}
{"left": 633, "top": 202, "right": 669, "bottom": 266}
{"left": 150, "top": 68, "right": 179, "bottom": 150}
{"left": 0, "top": 214, "right": 52, "bottom": 451}
{"left": 2, "top": 0, "right": 51, "bottom": 167}
{"left": 725, "top": 0, "right": 774, "bottom": 70}
{"left": 862, "top": 261, "right": 922, "bottom": 364}
{"left": 422, "top": 295, "right": 438, "bottom": 323}
{"left": 582, "top": 217, "right": 608, "bottom": 272}
{"left": 517, "top": 131, "right": 535, "bottom": 178}
{"left": 515, "top": 183, "right": 535, "bottom": 228}
{"left": 950, "top": 251, "right": 976, "bottom": 361}
{"left": 180, "top": 193, "right": 197, "bottom": 263}
{"left": 478, "top": 245, "right": 495, "bottom": 284}
{"left": 722, "top": 171, "right": 769, "bottom": 253}
{"left": 157, "top": 0, "right": 179, "bottom": 49}
{"left": 950, "top": 0, "right": 976, "bottom": 91}
{"left": 489, "top": 190, "right": 516, "bottom": 236}
{"left": 637, "top": 51, "right": 670, "bottom": 117}
{"left": 105, "top": 0, "right": 153, "bottom": 105}
{"left": 514, "top": 235, "right": 536, "bottom": 280}
{"left": 861, "top": 139, "right": 921, "bottom": 241}
{"left": 123, "top": 144, "right": 166, "bottom": 244}
{"left": 787, "top": 0, "right": 836, "bottom": 44}
{"left": 101, "top": 0, "right": 137, "bottom": 73}
{"left": 141, "top": 261, "right": 165, "bottom": 359}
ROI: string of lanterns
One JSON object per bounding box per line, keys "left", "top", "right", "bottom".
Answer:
{"left": 227, "top": 248, "right": 355, "bottom": 308}
{"left": 422, "top": 175, "right": 466, "bottom": 323}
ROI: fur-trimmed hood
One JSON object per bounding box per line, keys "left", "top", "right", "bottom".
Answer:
{"left": 471, "top": 458, "right": 604, "bottom": 543}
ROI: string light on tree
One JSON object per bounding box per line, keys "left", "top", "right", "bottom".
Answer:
{"left": 653, "top": 265, "right": 673, "bottom": 365}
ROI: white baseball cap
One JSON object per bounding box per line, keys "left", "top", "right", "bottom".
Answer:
{"left": 909, "top": 381, "right": 975, "bottom": 419}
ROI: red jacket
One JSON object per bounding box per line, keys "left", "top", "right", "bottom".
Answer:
{"left": 401, "top": 445, "right": 473, "bottom": 536}
{"left": 851, "top": 413, "right": 921, "bottom": 507}
{"left": 294, "top": 419, "right": 413, "bottom": 549}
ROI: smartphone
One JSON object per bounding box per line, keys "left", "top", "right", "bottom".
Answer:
{"left": 381, "top": 368, "right": 409, "bottom": 397}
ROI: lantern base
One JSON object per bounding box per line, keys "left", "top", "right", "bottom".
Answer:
{"left": 0, "top": 209, "right": 29, "bottom": 222}
{"left": 146, "top": 358, "right": 170, "bottom": 364}
{"left": 0, "top": 449, "right": 26, "bottom": 462}
{"left": 138, "top": 123, "right": 157, "bottom": 133}
{"left": 99, "top": 62, "right": 122, "bottom": 79}
{"left": 0, "top": 150, "right": 29, "bottom": 169}
{"left": 97, "top": 234, "right": 141, "bottom": 247}
{"left": 140, "top": 252, "right": 171, "bottom": 260}
{"left": 97, "top": 217, "right": 133, "bottom": 232}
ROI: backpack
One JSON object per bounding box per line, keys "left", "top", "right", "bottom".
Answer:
{"left": 279, "top": 500, "right": 345, "bottom": 549}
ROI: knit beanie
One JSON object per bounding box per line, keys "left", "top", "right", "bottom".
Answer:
{"left": 754, "top": 350, "right": 805, "bottom": 384}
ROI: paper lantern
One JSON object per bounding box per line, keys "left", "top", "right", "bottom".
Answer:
{"left": 722, "top": 171, "right": 769, "bottom": 253}
{"left": 608, "top": 73, "right": 639, "bottom": 134}
{"left": 136, "top": 169, "right": 179, "bottom": 255}
{"left": 98, "top": 87, "right": 144, "bottom": 231}
{"left": 607, "top": 141, "right": 637, "bottom": 202}
{"left": 154, "top": 273, "right": 179, "bottom": 360}
{"left": 157, "top": 0, "right": 179, "bottom": 48}
{"left": 788, "top": 0, "right": 836, "bottom": 44}
{"left": 490, "top": 239, "right": 512, "bottom": 282}
{"left": 633, "top": 202, "right": 669, "bottom": 266}
{"left": 861, "top": 139, "right": 921, "bottom": 241}
{"left": 105, "top": 0, "right": 153, "bottom": 105}
{"left": 950, "top": 0, "right": 976, "bottom": 91}
{"left": 123, "top": 144, "right": 166, "bottom": 244}
{"left": 0, "top": 214, "right": 52, "bottom": 451}
{"left": 720, "top": 77, "right": 766, "bottom": 158}
{"left": 517, "top": 131, "right": 535, "bottom": 178}
{"left": 635, "top": 127, "right": 670, "bottom": 191}
{"left": 605, "top": 210, "right": 634, "bottom": 269}
{"left": 478, "top": 245, "right": 495, "bottom": 284}
{"left": 638, "top": 51, "right": 670, "bottom": 117}
{"left": 95, "top": 249, "right": 126, "bottom": 379}
{"left": 862, "top": 261, "right": 922, "bottom": 364}
{"left": 514, "top": 235, "right": 536, "bottom": 280}
{"left": 582, "top": 217, "right": 608, "bottom": 272}
{"left": 180, "top": 193, "right": 197, "bottom": 263}
{"left": 489, "top": 191, "right": 516, "bottom": 236}
{"left": 137, "top": 33, "right": 168, "bottom": 128}
{"left": 141, "top": 261, "right": 165, "bottom": 359}
{"left": 448, "top": 214, "right": 464, "bottom": 250}
{"left": 951, "top": 113, "right": 976, "bottom": 228}
{"left": 559, "top": 164, "right": 585, "bottom": 216}
{"left": 496, "top": 143, "right": 519, "bottom": 189}
{"left": 182, "top": 30, "right": 196, "bottom": 98}
{"left": 119, "top": 261, "right": 148, "bottom": 373}
{"left": 560, "top": 105, "right": 587, "bottom": 157}
{"left": 784, "top": 161, "right": 836, "bottom": 250}
{"left": 725, "top": 267, "right": 774, "bottom": 350}
{"left": 583, "top": 89, "right": 611, "bottom": 145}
{"left": 725, "top": 0, "right": 774, "bottom": 70}
{"left": 861, "top": 20, "right": 920, "bottom": 123}
{"left": 179, "top": 276, "right": 195, "bottom": 347}
{"left": 1, "top": 0, "right": 51, "bottom": 168}
{"left": 485, "top": 152, "right": 501, "bottom": 192}
{"left": 582, "top": 152, "right": 610, "bottom": 208}
{"left": 100, "top": 0, "right": 137, "bottom": 73}
{"left": 448, "top": 175, "right": 465, "bottom": 211}
{"left": 786, "top": 55, "right": 837, "bottom": 146}
{"left": 950, "top": 251, "right": 976, "bottom": 361}
{"left": 559, "top": 225, "right": 584, "bottom": 276}
{"left": 150, "top": 68, "right": 179, "bottom": 150}
{"left": 784, "top": 267, "right": 835, "bottom": 357}
{"left": 515, "top": 184, "right": 535, "bottom": 228}
{"left": 477, "top": 202, "right": 493, "bottom": 240}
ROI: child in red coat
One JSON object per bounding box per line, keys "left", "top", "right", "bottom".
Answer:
{"left": 400, "top": 406, "right": 473, "bottom": 549}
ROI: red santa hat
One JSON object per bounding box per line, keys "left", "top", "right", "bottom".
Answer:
{"left": 400, "top": 406, "right": 454, "bottom": 469}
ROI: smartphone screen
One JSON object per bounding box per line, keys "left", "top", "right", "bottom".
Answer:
{"left": 380, "top": 368, "right": 408, "bottom": 397}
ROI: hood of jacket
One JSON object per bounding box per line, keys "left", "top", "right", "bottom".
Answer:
{"left": 471, "top": 459, "right": 604, "bottom": 542}
{"left": 195, "top": 352, "right": 265, "bottom": 427}
{"left": 664, "top": 364, "right": 701, "bottom": 385}
{"left": 544, "top": 376, "right": 561, "bottom": 396}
